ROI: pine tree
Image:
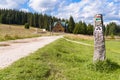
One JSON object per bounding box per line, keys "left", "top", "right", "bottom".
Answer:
{"left": 82, "top": 22, "right": 87, "bottom": 34}
{"left": 68, "top": 16, "right": 75, "bottom": 33}
{"left": 106, "top": 22, "right": 117, "bottom": 35}
{"left": 73, "top": 21, "right": 83, "bottom": 34}
{"left": 73, "top": 23, "right": 80, "bottom": 34}
{"left": 0, "top": 14, "right": 2, "bottom": 23}
{"left": 87, "top": 24, "right": 93, "bottom": 35}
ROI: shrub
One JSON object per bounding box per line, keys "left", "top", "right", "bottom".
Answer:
{"left": 25, "top": 23, "right": 30, "bottom": 29}
{"left": 110, "top": 33, "right": 115, "bottom": 39}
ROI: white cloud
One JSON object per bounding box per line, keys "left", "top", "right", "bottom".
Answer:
{"left": 114, "top": 0, "right": 120, "bottom": 2}
{"left": 52, "top": 0, "right": 100, "bottom": 23}
{"left": 51, "top": 0, "right": 120, "bottom": 24}
{"left": 0, "top": 0, "right": 119, "bottom": 24}
{"left": 28, "top": 0, "right": 61, "bottom": 13}
{"left": 20, "top": 8, "right": 29, "bottom": 12}
{"left": 0, "top": 0, "right": 27, "bottom": 9}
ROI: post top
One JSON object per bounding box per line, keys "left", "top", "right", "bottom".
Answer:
{"left": 95, "top": 14, "right": 102, "bottom": 17}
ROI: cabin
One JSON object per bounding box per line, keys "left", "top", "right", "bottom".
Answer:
{"left": 52, "top": 21, "right": 68, "bottom": 32}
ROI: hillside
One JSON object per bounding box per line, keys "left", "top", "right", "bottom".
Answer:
{"left": 0, "top": 24, "right": 48, "bottom": 41}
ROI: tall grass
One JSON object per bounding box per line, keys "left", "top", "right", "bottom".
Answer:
{"left": 0, "top": 38, "right": 120, "bottom": 80}
{"left": 64, "top": 34, "right": 94, "bottom": 45}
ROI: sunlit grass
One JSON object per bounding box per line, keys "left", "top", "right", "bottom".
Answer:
{"left": 64, "top": 34, "right": 94, "bottom": 45}
{"left": 0, "top": 38, "right": 120, "bottom": 80}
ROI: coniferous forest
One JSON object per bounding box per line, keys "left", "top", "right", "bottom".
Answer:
{"left": 0, "top": 9, "right": 61, "bottom": 30}
{"left": 0, "top": 9, "right": 120, "bottom": 36}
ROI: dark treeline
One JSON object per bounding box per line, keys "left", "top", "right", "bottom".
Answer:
{"left": 69, "top": 16, "right": 120, "bottom": 36}
{"left": 73, "top": 21, "right": 120, "bottom": 36}
{"left": 0, "top": 9, "right": 120, "bottom": 35}
{"left": 67, "top": 16, "right": 94, "bottom": 35}
{"left": 73, "top": 21, "right": 93, "bottom": 35}
{"left": 105, "top": 22, "right": 120, "bottom": 36}
{"left": 0, "top": 9, "right": 61, "bottom": 30}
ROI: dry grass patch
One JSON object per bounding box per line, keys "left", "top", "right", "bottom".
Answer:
{"left": 64, "top": 34, "right": 93, "bottom": 40}
{"left": 0, "top": 24, "right": 51, "bottom": 41}
{"left": 105, "top": 36, "right": 120, "bottom": 40}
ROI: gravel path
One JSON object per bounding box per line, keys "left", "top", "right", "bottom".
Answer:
{"left": 0, "top": 36, "right": 62, "bottom": 69}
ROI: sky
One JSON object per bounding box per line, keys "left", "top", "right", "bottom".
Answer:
{"left": 0, "top": 0, "right": 120, "bottom": 25}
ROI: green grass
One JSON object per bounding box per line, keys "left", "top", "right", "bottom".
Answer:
{"left": 0, "top": 38, "right": 120, "bottom": 80}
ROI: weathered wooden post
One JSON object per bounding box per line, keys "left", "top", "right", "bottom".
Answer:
{"left": 93, "top": 14, "right": 106, "bottom": 62}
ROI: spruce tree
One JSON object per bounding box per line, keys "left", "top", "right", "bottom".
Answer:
{"left": 68, "top": 16, "right": 75, "bottom": 33}
{"left": 87, "top": 24, "right": 93, "bottom": 35}
{"left": 73, "top": 23, "right": 80, "bottom": 34}
{"left": 82, "top": 22, "right": 87, "bottom": 34}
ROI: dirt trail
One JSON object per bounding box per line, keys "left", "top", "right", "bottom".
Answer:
{"left": 64, "top": 38, "right": 93, "bottom": 46}
{"left": 0, "top": 36, "right": 62, "bottom": 69}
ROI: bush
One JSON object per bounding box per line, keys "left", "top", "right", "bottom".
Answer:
{"left": 110, "top": 33, "right": 115, "bottom": 39}
{"left": 25, "top": 23, "right": 30, "bottom": 29}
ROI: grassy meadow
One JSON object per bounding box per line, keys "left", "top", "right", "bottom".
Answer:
{"left": 0, "top": 24, "right": 51, "bottom": 41}
{"left": 0, "top": 35, "right": 120, "bottom": 80}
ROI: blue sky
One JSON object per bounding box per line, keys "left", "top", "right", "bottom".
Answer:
{"left": 0, "top": 0, "right": 120, "bottom": 25}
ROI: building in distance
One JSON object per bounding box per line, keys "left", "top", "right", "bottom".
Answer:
{"left": 52, "top": 21, "right": 68, "bottom": 32}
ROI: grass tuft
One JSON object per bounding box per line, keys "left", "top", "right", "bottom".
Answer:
{"left": 4, "top": 34, "right": 14, "bottom": 40}
{"left": 88, "top": 59, "right": 120, "bottom": 73}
